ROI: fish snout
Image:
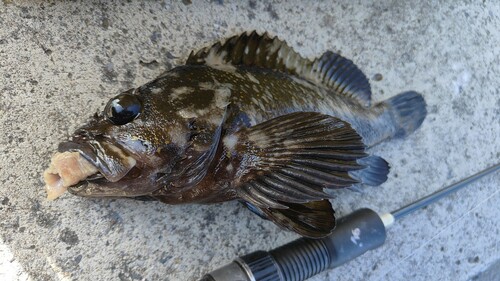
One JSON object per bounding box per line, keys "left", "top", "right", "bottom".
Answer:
{"left": 58, "top": 139, "right": 137, "bottom": 183}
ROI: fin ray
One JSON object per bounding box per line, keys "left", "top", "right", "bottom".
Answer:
{"left": 271, "top": 172, "right": 332, "bottom": 198}
{"left": 259, "top": 200, "right": 336, "bottom": 238}
{"left": 227, "top": 112, "right": 390, "bottom": 236}
{"left": 255, "top": 178, "right": 316, "bottom": 203}
{"left": 382, "top": 91, "right": 427, "bottom": 138}
{"left": 240, "top": 183, "right": 288, "bottom": 209}
{"left": 232, "top": 112, "right": 386, "bottom": 206}
{"left": 187, "top": 31, "right": 372, "bottom": 106}
{"left": 349, "top": 155, "right": 390, "bottom": 186}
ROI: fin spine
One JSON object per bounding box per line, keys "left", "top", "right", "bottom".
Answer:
{"left": 186, "top": 31, "right": 372, "bottom": 106}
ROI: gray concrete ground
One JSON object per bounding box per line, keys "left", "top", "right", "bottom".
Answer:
{"left": 0, "top": 1, "right": 499, "bottom": 280}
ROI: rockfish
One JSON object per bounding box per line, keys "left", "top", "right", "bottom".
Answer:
{"left": 44, "top": 31, "right": 427, "bottom": 238}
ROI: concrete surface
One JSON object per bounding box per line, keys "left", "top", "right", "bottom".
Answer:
{"left": 473, "top": 259, "right": 500, "bottom": 281}
{"left": 0, "top": 1, "right": 499, "bottom": 280}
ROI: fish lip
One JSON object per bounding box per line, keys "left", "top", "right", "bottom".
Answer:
{"left": 67, "top": 181, "right": 89, "bottom": 195}
{"left": 66, "top": 172, "right": 161, "bottom": 198}
{"left": 59, "top": 140, "right": 162, "bottom": 197}
{"left": 66, "top": 179, "right": 114, "bottom": 197}
{"left": 58, "top": 139, "right": 141, "bottom": 187}
{"left": 58, "top": 141, "right": 98, "bottom": 163}
{"left": 57, "top": 140, "right": 107, "bottom": 176}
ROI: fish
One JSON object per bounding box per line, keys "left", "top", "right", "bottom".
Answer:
{"left": 43, "top": 31, "right": 427, "bottom": 238}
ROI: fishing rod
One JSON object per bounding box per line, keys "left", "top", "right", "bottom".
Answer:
{"left": 199, "top": 163, "right": 499, "bottom": 281}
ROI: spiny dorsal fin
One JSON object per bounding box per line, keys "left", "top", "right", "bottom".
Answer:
{"left": 186, "top": 31, "right": 372, "bottom": 106}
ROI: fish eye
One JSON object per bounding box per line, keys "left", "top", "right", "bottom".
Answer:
{"left": 104, "top": 93, "right": 142, "bottom": 125}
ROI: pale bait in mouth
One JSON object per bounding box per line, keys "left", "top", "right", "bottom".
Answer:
{"left": 43, "top": 152, "right": 98, "bottom": 200}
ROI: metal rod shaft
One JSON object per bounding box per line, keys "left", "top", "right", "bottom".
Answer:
{"left": 391, "top": 163, "right": 499, "bottom": 220}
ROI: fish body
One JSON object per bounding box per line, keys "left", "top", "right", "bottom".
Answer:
{"left": 139, "top": 64, "right": 398, "bottom": 147}
{"left": 44, "top": 31, "right": 427, "bottom": 237}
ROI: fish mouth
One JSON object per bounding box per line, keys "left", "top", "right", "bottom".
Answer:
{"left": 52, "top": 139, "right": 158, "bottom": 198}
{"left": 58, "top": 140, "right": 137, "bottom": 182}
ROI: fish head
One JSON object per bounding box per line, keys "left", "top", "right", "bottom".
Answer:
{"left": 58, "top": 87, "right": 194, "bottom": 198}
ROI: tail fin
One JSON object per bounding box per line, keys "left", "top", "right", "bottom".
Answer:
{"left": 385, "top": 91, "right": 427, "bottom": 138}
{"left": 349, "top": 155, "right": 390, "bottom": 186}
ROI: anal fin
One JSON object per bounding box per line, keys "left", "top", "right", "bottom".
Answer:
{"left": 260, "top": 200, "right": 335, "bottom": 238}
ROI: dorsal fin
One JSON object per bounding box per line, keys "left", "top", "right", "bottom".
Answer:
{"left": 309, "top": 51, "right": 372, "bottom": 106}
{"left": 186, "top": 31, "right": 372, "bottom": 106}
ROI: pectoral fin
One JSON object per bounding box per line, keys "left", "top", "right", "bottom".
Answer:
{"left": 229, "top": 112, "right": 389, "bottom": 237}
{"left": 232, "top": 112, "right": 377, "bottom": 207}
